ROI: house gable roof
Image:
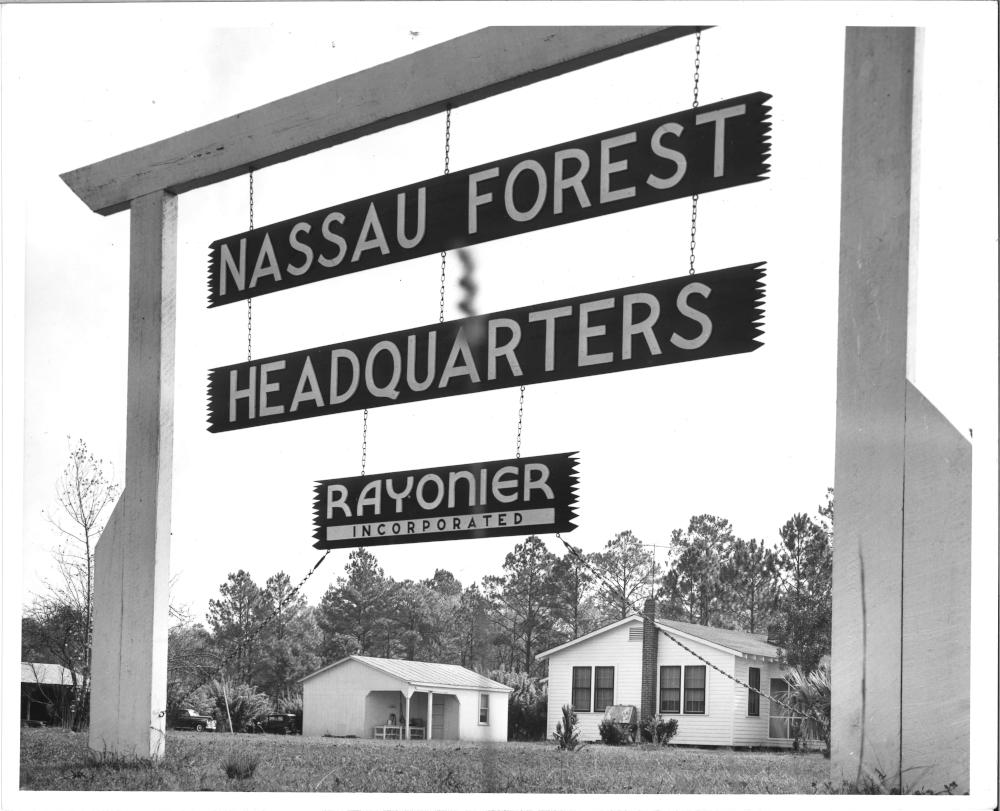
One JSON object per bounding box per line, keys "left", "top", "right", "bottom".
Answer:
{"left": 535, "top": 615, "right": 780, "bottom": 662}
{"left": 299, "top": 655, "right": 512, "bottom": 692}
{"left": 21, "top": 662, "right": 79, "bottom": 686}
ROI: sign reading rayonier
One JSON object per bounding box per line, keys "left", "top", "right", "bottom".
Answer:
{"left": 207, "top": 264, "right": 765, "bottom": 432}
{"left": 207, "top": 93, "right": 771, "bottom": 306}
{"left": 313, "top": 453, "right": 578, "bottom": 548}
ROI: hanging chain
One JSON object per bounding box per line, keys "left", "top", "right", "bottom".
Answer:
{"left": 247, "top": 170, "right": 255, "bottom": 360}
{"left": 688, "top": 31, "right": 701, "bottom": 276}
{"left": 437, "top": 105, "right": 452, "bottom": 323}
{"left": 360, "top": 408, "right": 369, "bottom": 475}
{"left": 514, "top": 386, "right": 526, "bottom": 458}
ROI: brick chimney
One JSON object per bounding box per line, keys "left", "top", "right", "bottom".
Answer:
{"left": 640, "top": 598, "right": 658, "bottom": 722}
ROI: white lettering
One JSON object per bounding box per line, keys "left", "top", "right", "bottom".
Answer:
{"left": 647, "top": 122, "right": 687, "bottom": 189}
{"left": 365, "top": 340, "right": 402, "bottom": 400}
{"left": 670, "top": 282, "right": 713, "bottom": 350}
{"left": 416, "top": 474, "right": 445, "bottom": 510}
{"left": 385, "top": 476, "right": 414, "bottom": 513}
{"left": 406, "top": 332, "right": 436, "bottom": 392}
{"left": 329, "top": 349, "right": 360, "bottom": 404}
{"left": 504, "top": 159, "right": 547, "bottom": 222}
{"left": 487, "top": 318, "right": 523, "bottom": 380}
{"left": 622, "top": 293, "right": 662, "bottom": 360}
{"left": 553, "top": 148, "right": 591, "bottom": 214}
{"left": 468, "top": 168, "right": 500, "bottom": 235}
{"left": 326, "top": 484, "right": 350, "bottom": 519}
{"left": 250, "top": 233, "right": 282, "bottom": 287}
{"left": 290, "top": 356, "right": 324, "bottom": 412}
{"left": 578, "top": 298, "right": 615, "bottom": 366}
{"left": 695, "top": 104, "right": 747, "bottom": 177}
{"left": 220, "top": 239, "right": 246, "bottom": 296}
{"left": 357, "top": 481, "right": 382, "bottom": 517}
{"left": 523, "top": 463, "right": 555, "bottom": 501}
{"left": 600, "top": 132, "right": 637, "bottom": 204}
{"left": 258, "top": 360, "right": 286, "bottom": 417}
{"left": 352, "top": 202, "right": 391, "bottom": 262}
{"left": 492, "top": 466, "right": 519, "bottom": 504}
{"left": 286, "top": 222, "right": 313, "bottom": 276}
{"left": 396, "top": 188, "right": 426, "bottom": 250}
{"left": 318, "top": 212, "right": 348, "bottom": 267}
{"left": 439, "top": 331, "right": 481, "bottom": 387}
{"left": 229, "top": 367, "right": 256, "bottom": 422}
{"left": 528, "top": 306, "right": 573, "bottom": 372}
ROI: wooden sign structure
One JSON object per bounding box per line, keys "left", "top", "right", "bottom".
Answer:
{"left": 58, "top": 23, "right": 972, "bottom": 798}
{"left": 208, "top": 265, "right": 765, "bottom": 431}
{"left": 207, "top": 93, "right": 771, "bottom": 306}
{"left": 314, "top": 453, "right": 578, "bottom": 548}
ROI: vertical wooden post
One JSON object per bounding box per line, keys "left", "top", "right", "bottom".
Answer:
{"left": 405, "top": 691, "right": 411, "bottom": 740}
{"left": 89, "top": 190, "right": 177, "bottom": 759}
{"left": 832, "top": 27, "right": 971, "bottom": 792}
{"left": 427, "top": 691, "right": 434, "bottom": 741}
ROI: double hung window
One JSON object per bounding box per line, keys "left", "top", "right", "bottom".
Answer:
{"left": 659, "top": 664, "right": 707, "bottom": 714}
{"left": 571, "top": 666, "right": 615, "bottom": 712}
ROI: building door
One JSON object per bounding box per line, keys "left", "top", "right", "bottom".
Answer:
{"left": 432, "top": 701, "right": 444, "bottom": 739}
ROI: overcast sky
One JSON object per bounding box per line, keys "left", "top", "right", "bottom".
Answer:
{"left": 5, "top": 2, "right": 996, "bottom": 634}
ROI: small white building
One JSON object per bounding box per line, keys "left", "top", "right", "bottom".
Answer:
{"left": 299, "top": 655, "right": 511, "bottom": 742}
{"left": 536, "top": 600, "right": 816, "bottom": 748}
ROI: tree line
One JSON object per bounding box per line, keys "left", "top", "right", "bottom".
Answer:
{"left": 22, "top": 440, "right": 832, "bottom": 731}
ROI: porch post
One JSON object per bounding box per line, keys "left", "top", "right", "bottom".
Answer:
{"left": 404, "top": 691, "right": 412, "bottom": 740}
{"left": 427, "top": 691, "right": 433, "bottom": 741}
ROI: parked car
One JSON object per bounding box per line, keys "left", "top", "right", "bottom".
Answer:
{"left": 256, "top": 713, "right": 301, "bottom": 734}
{"left": 173, "top": 708, "right": 216, "bottom": 732}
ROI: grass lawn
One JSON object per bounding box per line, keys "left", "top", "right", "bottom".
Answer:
{"left": 20, "top": 726, "right": 832, "bottom": 793}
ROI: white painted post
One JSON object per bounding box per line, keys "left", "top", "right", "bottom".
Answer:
{"left": 89, "top": 191, "right": 176, "bottom": 759}
{"left": 427, "top": 691, "right": 433, "bottom": 741}
{"left": 832, "top": 27, "right": 971, "bottom": 792}
{"left": 404, "top": 691, "right": 411, "bottom": 741}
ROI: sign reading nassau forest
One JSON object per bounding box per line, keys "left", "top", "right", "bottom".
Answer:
{"left": 207, "top": 264, "right": 765, "bottom": 432}
{"left": 207, "top": 93, "right": 771, "bottom": 306}
{"left": 313, "top": 453, "right": 578, "bottom": 548}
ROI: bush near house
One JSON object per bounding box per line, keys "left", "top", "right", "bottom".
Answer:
{"left": 487, "top": 670, "right": 548, "bottom": 741}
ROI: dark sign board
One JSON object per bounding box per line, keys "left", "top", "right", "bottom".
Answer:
{"left": 207, "top": 92, "right": 771, "bottom": 306}
{"left": 207, "top": 263, "right": 765, "bottom": 432}
{"left": 313, "top": 452, "right": 578, "bottom": 549}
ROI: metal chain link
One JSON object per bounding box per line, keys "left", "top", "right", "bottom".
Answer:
{"left": 555, "top": 533, "right": 828, "bottom": 729}
{"left": 688, "top": 31, "right": 701, "bottom": 276}
{"left": 514, "top": 386, "right": 526, "bottom": 458}
{"left": 438, "top": 105, "right": 452, "bottom": 323}
{"left": 360, "top": 408, "right": 369, "bottom": 475}
{"left": 248, "top": 170, "right": 255, "bottom": 360}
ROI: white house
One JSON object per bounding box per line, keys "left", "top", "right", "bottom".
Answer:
{"left": 298, "top": 655, "right": 511, "bottom": 742}
{"left": 536, "top": 600, "right": 813, "bottom": 747}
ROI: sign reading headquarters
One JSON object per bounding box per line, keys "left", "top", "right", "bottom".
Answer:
{"left": 314, "top": 453, "right": 578, "bottom": 549}
{"left": 207, "top": 93, "right": 771, "bottom": 307}
{"left": 207, "top": 264, "right": 765, "bottom": 432}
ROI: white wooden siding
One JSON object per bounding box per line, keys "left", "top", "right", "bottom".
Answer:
{"left": 303, "top": 659, "right": 406, "bottom": 737}
{"left": 655, "top": 629, "right": 736, "bottom": 747}
{"left": 302, "top": 659, "right": 508, "bottom": 742}
{"left": 545, "top": 621, "right": 642, "bottom": 742}
{"left": 545, "top": 619, "right": 793, "bottom": 748}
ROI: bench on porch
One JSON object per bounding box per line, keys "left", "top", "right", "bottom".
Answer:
{"left": 372, "top": 725, "right": 426, "bottom": 740}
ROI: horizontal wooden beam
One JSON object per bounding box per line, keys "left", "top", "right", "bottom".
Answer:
{"left": 61, "top": 26, "right": 703, "bottom": 215}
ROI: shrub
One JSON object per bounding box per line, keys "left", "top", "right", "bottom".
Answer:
{"left": 487, "top": 670, "right": 548, "bottom": 741}
{"left": 221, "top": 749, "right": 259, "bottom": 780}
{"left": 639, "top": 715, "right": 678, "bottom": 744}
{"left": 598, "top": 719, "right": 628, "bottom": 746}
{"left": 191, "top": 678, "right": 271, "bottom": 733}
{"left": 551, "top": 704, "right": 580, "bottom": 751}
{"left": 784, "top": 658, "right": 831, "bottom": 756}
